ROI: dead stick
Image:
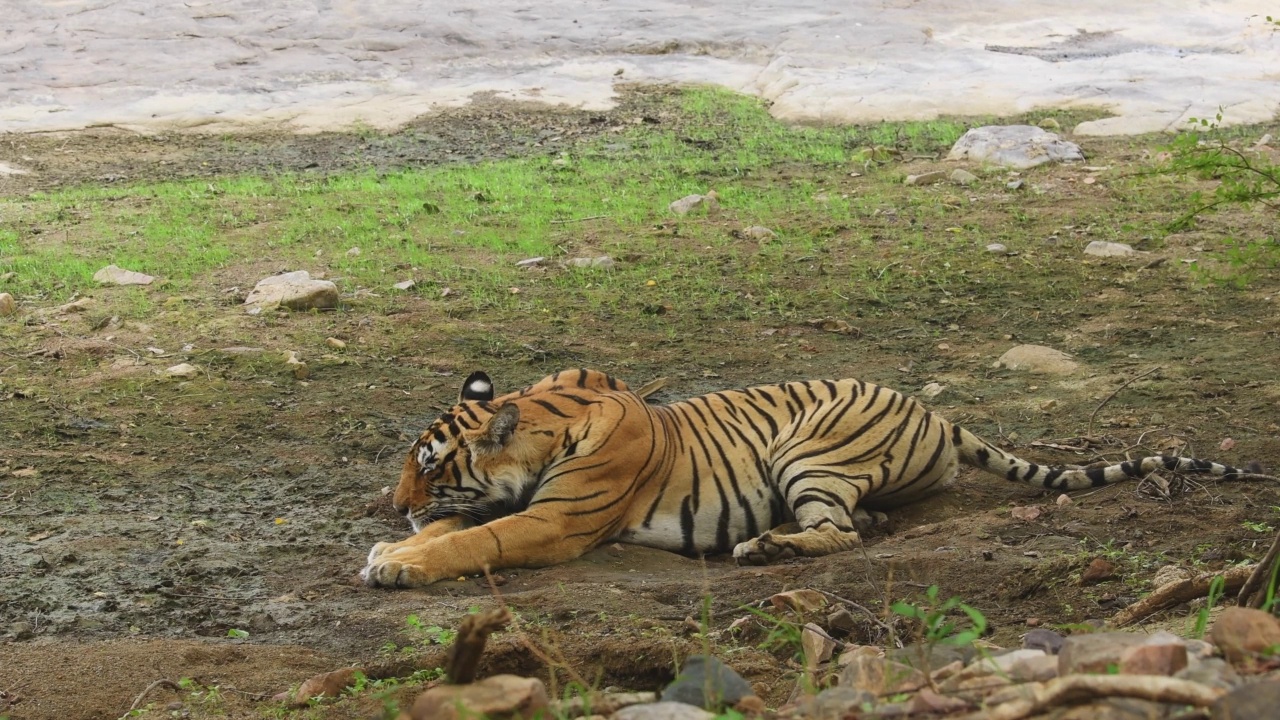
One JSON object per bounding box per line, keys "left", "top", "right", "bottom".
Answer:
{"left": 119, "top": 679, "right": 180, "bottom": 719}
{"left": 1087, "top": 366, "right": 1162, "bottom": 439}
{"left": 549, "top": 215, "right": 610, "bottom": 224}
{"left": 981, "top": 674, "right": 1225, "bottom": 720}
{"left": 1239, "top": 528, "right": 1280, "bottom": 608}
{"left": 1109, "top": 565, "right": 1254, "bottom": 628}
{"left": 445, "top": 607, "right": 512, "bottom": 684}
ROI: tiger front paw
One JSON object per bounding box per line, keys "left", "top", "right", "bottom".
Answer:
{"left": 732, "top": 532, "right": 797, "bottom": 566}
{"left": 361, "top": 554, "right": 430, "bottom": 588}
{"left": 366, "top": 541, "right": 394, "bottom": 564}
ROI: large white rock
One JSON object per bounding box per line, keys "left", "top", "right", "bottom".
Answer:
{"left": 1084, "top": 240, "right": 1136, "bottom": 257}
{"left": 94, "top": 264, "right": 155, "bottom": 286}
{"left": 947, "top": 126, "right": 1084, "bottom": 169}
{"left": 244, "top": 271, "right": 338, "bottom": 311}
{"left": 993, "top": 345, "right": 1080, "bottom": 375}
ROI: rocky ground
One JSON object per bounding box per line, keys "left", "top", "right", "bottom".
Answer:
{"left": 2, "top": 89, "right": 1280, "bottom": 719}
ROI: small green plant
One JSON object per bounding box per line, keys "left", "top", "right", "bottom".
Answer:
{"left": 1190, "top": 574, "right": 1227, "bottom": 638}
{"left": 405, "top": 614, "right": 457, "bottom": 646}
{"left": 226, "top": 628, "right": 250, "bottom": 639}
{"left": 890, "top": 585, "right": 988, "bottom": 648}
{"left": 1243, "top": 520, "right": 1276, "bottom": 533}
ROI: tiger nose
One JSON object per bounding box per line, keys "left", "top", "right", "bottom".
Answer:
{"left": 391, "top": 498, "right": 409, "bottom": 517}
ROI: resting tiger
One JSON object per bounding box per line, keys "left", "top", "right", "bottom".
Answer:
{"left": 362, "top": 368, "right": 1264, "bottom": 588}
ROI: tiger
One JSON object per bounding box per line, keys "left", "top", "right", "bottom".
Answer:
{"left": 362, "top": 368, "right": 1270, "bottom": 588}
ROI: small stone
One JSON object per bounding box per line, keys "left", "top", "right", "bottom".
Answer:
{"left": 985, "top": 243, "right": 1008, "bottom": 253}
{"left": 291, "top": 667, "right": 363, "bottom": 707}
{"left": 908, "top": 688, "right": 971, "bottom": 714}
{"left": 1081, "top": 557, "right": 1118, "bottom": 584}
{"left": 1212, "top": 680, "right": 1280, "bottom": 720}
{"left": 283, "top": 351, "right": 309, "bottom": 379}
{"left": 393, "top": 279, "right": 416, "bottom": 290}
{"left": 793, "top": 686, "right": 876, "bottom": 720}
{"left": 661, "top": 655, "right": 752, "bottom": 710}
{"left": 994, "top": 344, "right": 1079, "bottom": 375}
{"left": 1006, "top": 179, "right": 1025, "bottom": 190}
{"left": 1119, "top": 638, "right": 1188, "bottom": 676}
{"left": 58, "top": 298, "right": 95, "bottom": 313}
{"left": 1084, "top": 240, "right": 1136, "bottom": 257}
{"left": 1176, "top": 657, "right": 1240, "bottom": 691}
{"left": 950, "top": 169, "right": 979, "bottom": 185}
{"left": 920, "top": 382, "right": 946, "bottom": 399}
{"left": 566, "top": 256, "right": 616, "bottom": 269}
{"left": 0, "top": 292, "right": 15, "bottom": 317}
{"left": 1059, "top": 633, "right": 1148, "bottom": 675}
{"left": 93, "top": 264, "right": 155, "bottom": 286}
{"left": 1037, "top": 118, "right": 1062, "bottom": 130}
{"left": 244, "top": 271, "right": 338, "bottom": 312}
{"left": 740, "top": 225, "right": 777, "bottom": 240}
{"left": 947, "top": 125, "right": 1084, "bottom": 169}
{"left": 1010, "top": 506, "right": 1042, "bottom": 521}
{"left": 905, "top": 170, "right": 947, "bottom": 186}
{"left": 345, "top": 247, "right": 361, "bottom": 257}
{"left": 1010, "top": 654, "right": 1059, "bottom": 682}
{"left": 0, "top": 271, "right": 15, "bottom": 281}
{"left": 1210, "top": 607, "right": 1280, "bottom": 663}
{"left": 516, "top": 257, "right": 545, "bottom": 268}
{"left": 769, "top": 589, "right": 828, "bottom": 614}
{"left": 668, "top": 191, "right": 719, "bottom": 216}
{"left": 164, "top": 363, "right": 199, "bottom": 379}
{"left": 409, "top": 675, "right": 548, "bottom": 720}
{"left": 959, "top": 649, "right": 1046, "bottom": 680}
{"left": 9, "top": 621, "right": 33, "bottom": 640}
{"left": 325, "top": 337, "right": 346, "bottom": 350}
{"left": 801, "top": 623, "right": 837, "bottom": 668}
{"left": 613, "top": 702, "right": 713, "bottom": 720}
{"left": 826, "top": 607, "right": 858, "bottom": 635}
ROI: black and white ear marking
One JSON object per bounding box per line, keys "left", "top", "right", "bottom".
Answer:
{"left": 460, "top": 371, "right": 495, "bottom": 402}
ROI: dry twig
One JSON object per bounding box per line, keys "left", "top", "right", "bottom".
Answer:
{"left": 119, "top": 679, "right": 180, "bottom": 720}
{"left": 1108, "top": 564, "right": 1254, "bottom": 627}
{"left": 1087, "top": 366, "right": 1162, "bottom": 439}
{"left": 1239, "top": 527, "right": 1280, "bottom": 608}
{"left": 445, "top": 607, "right": 513, "bottom": 684}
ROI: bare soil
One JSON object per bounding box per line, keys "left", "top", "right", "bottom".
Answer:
{"left": 2, "top": 90, "right": 1279, "bottom": 719}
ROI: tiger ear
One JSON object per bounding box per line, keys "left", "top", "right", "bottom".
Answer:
{"left": 459, "top": 371, "right": 495, "bottom": 402}
{"left": 472, "top": 403, "right": 520, "bottom": 456}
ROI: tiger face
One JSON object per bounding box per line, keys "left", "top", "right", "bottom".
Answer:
{"left": 392, "top": 372, "right": 527, "bottom": 531}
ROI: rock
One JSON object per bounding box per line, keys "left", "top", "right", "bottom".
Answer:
{"left": 668, "top": 191, "right": 719, "bottom": 216}
{"left": 843, "top": 654, "right": 928, "bottom": 695}
{"left": 791, "top": 686, "right": 876, "bottom": 720}
{"left": 325, "top": 337, "right": 346, "bottom": 350}
{"left": 566, "top": 255, "right": 616, "bottom": 269}
{"left": 1176, "top": 657, "right": 1240, "bottom": 691}
{"left": 410, "top": 675, "right": 549, "bottom": 720}
{"left": 243, "top": 271, "right": 338, "bottom": 312}
{"left": 393, "top": 279, "right": 416, "bottom": 290}
{"left": 826, "top": 607, "right": 858, "bottom": 635}
{"left": 1010, "top": 653, "right": 1059, "bottom": 682}
{"left": 220, "top": 346, "right": 264, "bottom": 354}
{"left": 1055, "top": 493, "right": 1072, "bottom": 506}
{"left": 1059, "top": 633, "right": 1148, "bottom": 675}
{"left": 1061, "top": 698, "right": 1182, "bottom": 720}
{"left": 58, "top": 298, "right": 95, "bottom": 313}
{"left": 516, "top": 257, "right": 545, "bottom": 268}
{"left": 919, "top": 382, "right": 946, "bottom": 399}
{"left": 612, "top": 702, "right": 713, "bottom": 720}
{"left": 345, "top": 247, "right": 361, "bottom": 257}
{"left": 0, "top": 292, "right": 15, "bottom": 317}
{"left": 93, "top": 264, "right": 155, "bottom": 286}
{"left": 993, "top": 344, "right": 1079, "bottom": 375}
{"left": 740, "top": 225, "right": 777, "bottom": 240}
{"left": 1210, "top": 607, "right": 1280, "bottom": 663}
{"left": 1037, "top": 118, "right": 1062, "bottom": 130}
{"left": 888, "top": 644, "right": 971, "bottom": 672}
{"left": 770, "top": 589, "right": 828, "bottom": 614}
{"left": 950, "top": 169, "right": 979, "bottom": 185}
{"left": 985, "top": 243, "right": 1008, "bottom": 254}
{"left": 1010, "top": 506, "right": 1042, "bottom": 522}
{"left": 960, "top": 649, "right": 1046, "bottom": 679}
{"left": 9, "top": 621, "right": 33, "bottom": 640}
{"left": 1081, "top": 558, "right": 1118, "bottom": 584}
{"left": 1119, "top": 637, "right": 1187, "bottom": 676}
{"left": 905, "top": 170, "right": 947, "bottom": 186}
{"left": 908, "top": 688, "right": 971, "bottom": 714}
{"left": 801, "top": 623, "right": 837, "bottom": 667}
{"left": 283, "top": 351, "right": 309, "bottom": 379}
{"left": 1006, "top": 179, "right": 1025, "bottom": 190}
{"left": 1212, "top": 680, "right": 1280, "bottom": 720}
{"left": 661, "top": 655, "right": 752, "bottom": 710}
{"left": 946, "top": 125, "right": 1085, "bottom": 169}
{"left": 290, "top": 667, "right": 362, "bottom": 707}
{"left": 164, "top": 363, "right": 199, "bottom": 379}
{"left": 1084, "top": 240, "right": 1137, "bottom": 257}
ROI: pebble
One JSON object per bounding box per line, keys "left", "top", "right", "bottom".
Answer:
{"left": 1080, "top": 557, "right": 1118, "bottom": 584}
{"left": 792, "top": 686, "right": 876, "bottom": 720}
{"left": 393, "top": 279, "right": 416, "bottom": 290}
{"left": 93, "top": 264, "right": 155, "bottom": 286}
{"left": 905, "top": 171, "right": 947, "bottom": 185}
{"left": 566, "top": 255, "right": 616, "bottom": 269}
{"left": 1212, "top": 680, "right": 1280, "bottom": 720}
{"left": 668, "top": 191, "right": 719, "bottom": 215}
{"left": 661, "top": 655, "right": 752, "bottom": 710}
{"left": 1021, "top": 628, "right": 1066, "bottom": 654}
{"left": 283, "top": 351, "right": 309, "bottom": 379}
{"left": 409, "top": 674, "right": 549, "bottom": 720}
{"left": 1210, "top": 607, "right": 1280, "bottom": 663}
{"left": 613, "top": 702, "right": 713, "bottom": 720}
{"left": 950, "top": 169, "right": 979, "bottom": 185}
{"left": 1084, "top": 240, "right": 1136, "bottom": 257}
{"left": 164, "top": 363, "right": 199, "bottom": 379}
{"left": 993, "top": 344, "right": 1079, "bottom": 375}
{"left": 1006, "top": 179, "right": 1025, "bottom": 190}
{"left": 325, "top": 337, "right": 346, "bottom": 350}
{"left": 920, "top": 382, "right": 946, "bottom": 399}
{"left": 0, "top": 292, "right": 15, "bottom": 317}
{"left": 985, "top": 243, "right": 1008, "bottom": 253}
{"left": 345, "top": 247, "right": 361, "bottom": 257}
{"left": 1058, "top": 632, "right": 1148, "bottom": 674}
{"left": 9, "top": 621, "right": 33, "bottom": 640}
{"left": 516, "top": 256, "right": 546, "bottom": 268}
{"left": 58, "top": 297, "right": 95, "bottom": 313}
{"left": 739, "top": 225, "right": 777, "bottom": 240}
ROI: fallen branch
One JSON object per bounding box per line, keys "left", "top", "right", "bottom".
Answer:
{"left": 980, "top": 675, "right": 1225, "bottom": 720}
{"left": 446, "top": 607, "right": 513, "bottom": 684}
{"left": 119, "top": 679, "right": 180, "bottom": 720}
{"left": 549, "top": 215, "right": 610, "bottom": 224}
{"left": 1239, "top": 527, "right": 1280, "bottom": 608}
{"left": 1108, "top": 564, "right": 1254, "bottom": 628}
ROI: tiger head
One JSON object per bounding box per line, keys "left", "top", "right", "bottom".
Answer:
{"left": 392, "top": 371, "right": 530, "bottom": 531}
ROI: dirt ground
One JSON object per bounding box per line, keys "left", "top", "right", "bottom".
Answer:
{"left": 3, "top": 90, "right": 1280, "bottom": 719}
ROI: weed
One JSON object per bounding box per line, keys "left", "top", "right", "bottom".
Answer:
{"left": 1243, "top": 520, "right": 1275, "bottom": 533}
{"left": 405, "top": 614, "right": 458, "bottom": 647}
{"left": 1189, "top": 574, "right": 1226, "bottom": 638}
{"left": 890, "top": 585, "right": 987, "bottom": 648}
{"left": 225, "top": 628, "right": 249, "bottom": 639}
